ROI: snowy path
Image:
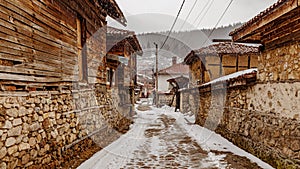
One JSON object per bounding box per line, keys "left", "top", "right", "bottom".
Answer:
{"left": 78, "top": 105, "right": 274, "bottom": 169}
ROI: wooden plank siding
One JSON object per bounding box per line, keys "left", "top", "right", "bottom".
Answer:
{"left": 230, "top": 0, "right": 298, "bottom": 44}
{"left": 0, "top": 0, "right": 110, "bottom": 88}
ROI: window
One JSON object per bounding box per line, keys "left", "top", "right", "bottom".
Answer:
{"left": 106, "top": 67, "right": 114, "bottom": 87}
{"left": 76, "top": 14, "right": 88, "bottom": 82}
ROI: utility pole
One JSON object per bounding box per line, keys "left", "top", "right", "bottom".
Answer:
{"left": 154, "top": 42, "right": 158, "bottom": 107}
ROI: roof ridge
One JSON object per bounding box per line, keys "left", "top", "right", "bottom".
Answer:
{"left": 193, "top": 42, "right": 259, "bottom": 55}
{"left": 229, "top": 0, "right": 289, "bottom": 36}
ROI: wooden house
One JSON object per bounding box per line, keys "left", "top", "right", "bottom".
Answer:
{"left": 106, "top": 26, "right": 142, "bottom": 115}
{"left": 184, "top": 42, "right": 259, "bottom": 87}
{"left": 0, "top": 0, "right": 126, "bottom": 89}
{"left": 137, "top": 73, "right": 154, "bottom": 98}
{"left": 230, "top": 0, "right": 300, "bottom": 82}
{"left": 0, "top": 0, "right": 130, "bottom": 168}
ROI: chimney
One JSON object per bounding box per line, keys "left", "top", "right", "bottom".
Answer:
{"left": 172, "top": 56, "right": 177, "bottom": 65}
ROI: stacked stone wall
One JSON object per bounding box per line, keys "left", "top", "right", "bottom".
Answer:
{"left": 157, "top": 94, "right": 174, "bottom": 107}
{"left": 258, "top": 42, "right": 300, "bottom": 82}
{"left": 180, "top": 88, "right": 199, "bottom": 116}
{"left": 193, "top": 83, "right": 300, "bottom": 168}
{"left": 0, "top": 84, "right": 132, "bottom": 168}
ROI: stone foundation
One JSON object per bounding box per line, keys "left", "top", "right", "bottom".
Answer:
{"left": 180, "top": 88, "right": 199, "bottom": 115}
{"left": 183, "top": 81, "right": 300, "bottom": 168}
{"left": 0, "top": 84, "right": 132, "bottom": 168}
{"left": 157, "top": 93, "right": 174, "bottom": 107}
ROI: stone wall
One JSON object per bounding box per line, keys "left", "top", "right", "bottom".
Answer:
{"left": 180, "top": 88, "right": 199, "bottom": 115}
{"left": 258, "top": 42, "right": 300, "bottom": 82}
{"left": 189, "top": 59, "right": 203, "bottom": 87}
{"left": 0, "top": 84, "right": 132, "bottom": 168}
{"left": 247, "top": 82, "right": 300, "bottom": 119}
{"left": 188, "top": 81, "right": 300, "bottom": 168}
{"left": 157, "top": 94, "right": 174, "bottom": 107}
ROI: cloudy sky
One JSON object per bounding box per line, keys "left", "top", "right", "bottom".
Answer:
{"left": 109, "top": 0, "right": 278, "bottom": 33}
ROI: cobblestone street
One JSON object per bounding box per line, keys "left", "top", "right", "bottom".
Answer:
{"left": 78, "top": 106, "right": 273, "bottom": 169}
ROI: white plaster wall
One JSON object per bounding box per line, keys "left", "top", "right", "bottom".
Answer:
{"left": 247, "top": 82, "right": 300, "bottom": 119}
{"left": 158, "top": 74, "right": 189, "bottom": 92}
{"left": 158, "top": 75, "right": 171, "bottom": 92}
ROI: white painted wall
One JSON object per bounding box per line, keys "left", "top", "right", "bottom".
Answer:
{"left": 157, "top": 74, "right": 189, "bottom": 92}
{"left": 158, "top": 75, "right": 171, "bottom": 92}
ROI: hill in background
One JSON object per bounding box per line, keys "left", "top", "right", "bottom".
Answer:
{"left": 136, "top": 23, "right": 243, "bottom": 76}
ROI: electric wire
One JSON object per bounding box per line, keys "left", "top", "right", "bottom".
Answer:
{"left": 160, "top": 0, "right": 186, "bottom": 50}
{"left": 191, "top": 0, "right": 211, "bottom": 26}
{"left": 195, "top": 0, "right": 215, "bottom": 29}
{"left": 166, "top": 0, "right": 199, "bottom": 54}
{"left": 178, "top": 0, "right": 198, "bottom": 30}
{"left": 201, "top": 0, "right": 234, "bottom": 46}
{"left": 167, "top": 0, "right": 214, "bottom": 54}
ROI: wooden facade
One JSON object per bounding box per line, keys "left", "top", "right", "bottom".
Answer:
{"left": 0, "top": 0, "right": 125, "bottom": 90}
{"left": 230, "top": 0, "right": 300, "bottom": 82}
{"left": 106, "top": 26, "right": 142, "bottom": 113}
{"left": 0, "top": 0, "right": 132, "bottom": 168}
{"left": 184, "top": 42, "right": 259, "bottom": 87}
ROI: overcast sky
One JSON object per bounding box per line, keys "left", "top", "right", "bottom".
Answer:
{"left": 110, "top": 0, "right": 278, "bottom": 32}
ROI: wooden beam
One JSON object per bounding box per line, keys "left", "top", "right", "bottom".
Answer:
{"left": 212, "top": 39, "right": 232, "bottom": 43}
{"left": 232, "top": 0, "right": 298, "bottom": 42}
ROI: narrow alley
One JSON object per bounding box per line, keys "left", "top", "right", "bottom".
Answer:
{"left": 78, "top": 104, "right": 273, "bottom": 169}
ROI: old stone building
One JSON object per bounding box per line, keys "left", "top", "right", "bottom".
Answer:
{"left": 184, "top": 0, "right": 300, "bottom": 168}
{"left": 227, "top": 0, "right": 300, "bottom": 168}
{"left": 106, "top": 26, "right": 143, "bottom": 118}
{"left": 0, "top": 0, "right": 133, "bottom": 168}
{"left": 184, "top": 42, "right": 259, "bottom": 87}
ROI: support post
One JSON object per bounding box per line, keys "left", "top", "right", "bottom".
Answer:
{"left": 154, "top": 42, "right": 158, "bottom": 107}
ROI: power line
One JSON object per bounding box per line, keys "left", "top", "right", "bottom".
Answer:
{"left": 160, "top": 0, "right": 186, "bottom": 50}
{"left": 195, "top": 0, "right": 215, "bottom": 29}
{"left": 167, "top": 0, "right": 214, "bottom": 53}
{"left": 166, "top": 0, "right": 198, "bottom": 53}
{"left": 167, "top": 0, "right": 215, "bottom": 56}
{"left": 178, "top": 0, "right": 198, "bottom": 30}
{"left": 201, "top": 0, "right": 234, "bottom": 46}
{"left": 191, "top": 0, "right": 211, "bottom": 26}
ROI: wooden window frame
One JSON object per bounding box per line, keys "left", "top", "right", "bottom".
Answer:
{"left": 77, "top": 14, "right": 88, "bottom": 82}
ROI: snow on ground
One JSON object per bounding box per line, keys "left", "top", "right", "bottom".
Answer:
{"left": 77, "top": 111, "right": 151, "bottom": 169}
{"left": 158, "top": 106, "right": 274, "bottom": 169}
{"left": 78, "top": 105, "right": 274, "bottom": 169}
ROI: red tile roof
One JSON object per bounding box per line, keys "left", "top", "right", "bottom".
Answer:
{"left": 230, "top": 0, "right": 289, "bottom": 36}
{"left": 184, "top": 42, "right": 259, "bottom": 65}
{"left": 193, "top": 42, "right": 259, "bottom": 55}
{"left": 157, "top": 63, "right": 189, "bottom": 75}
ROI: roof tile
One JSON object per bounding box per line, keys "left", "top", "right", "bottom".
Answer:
{"left": 158, "top": 63, "right": 189, "bottom": 75}
{"left": 193, "top": 42, "right": 259, "bottom": 55}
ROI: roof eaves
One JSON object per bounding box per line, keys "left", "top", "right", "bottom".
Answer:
{"left": 229, "top": 0, "right": 298, "bottom": 42}
{"left": 101, "top": 0, "right": 127, "bottom": 26}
